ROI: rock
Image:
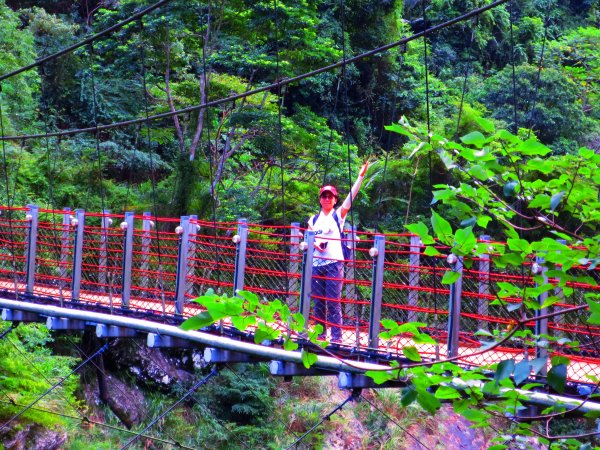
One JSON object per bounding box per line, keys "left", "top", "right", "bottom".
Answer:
{"left": 1, "top": 423, "right": 67, "bottom": 450}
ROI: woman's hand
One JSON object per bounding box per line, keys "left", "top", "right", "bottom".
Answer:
{"left": 359, "top": 161, "right": 369, "bottom": 177}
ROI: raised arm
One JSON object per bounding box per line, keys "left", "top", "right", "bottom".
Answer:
{"left": 339, "top": 161, "right": 369, "bottom": 219}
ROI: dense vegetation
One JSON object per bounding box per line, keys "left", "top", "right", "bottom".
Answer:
{"left": 0, "top": 0, "right": 598, "bottom": 448}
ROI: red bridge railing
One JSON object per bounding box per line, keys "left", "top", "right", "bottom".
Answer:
{"left": 1, "top": 205, "right": 599, "bottom": 381}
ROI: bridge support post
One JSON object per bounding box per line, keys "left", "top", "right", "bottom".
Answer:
{"left": 344, "top": 226, "right": 358, "bottom": 340}
{"left": 288, "top": 222, "right": 301, "bottom": 307}
{"left": 299, "top": 230, "right": 315, "bottom": 328}
{"left": 232, "top": 219, "right": 248, "bottom": 295}
{"left": 59, "top": 208, "right": 71, "bottom": 296}
{"left": 553, "top": 239, "right": 567, "bottom": 335}
{"left": 25, "top": 205, "right": 39, "bottom": 296}
{"left": 174, "top": 216, "right": 191, "bottom": 315}
{"left": 446, "top": 255, "right": 464, "bottom": 358}
{"left": 99, "top": 209, "right": 111, "bottom": 292}
{"left": 140, "top": 212, "right": 152, "bottom": 295}
{"left": 71, "top": 209, "right": 86, "bottom": 301}
{"left": 187, "top": 216, "right": 198, "bottom": 298}
{"left": 534, "top": 256, "right": 548, "bottom": 375}
{"left": 368, "top": 235, "right": 386, "bottom": 349}
{"left": 120, "top": 212, "right": 134, "bottom": 308}
{"left": 479, "top": 235, "right": 491, "bottom": 330}
{"left": 408, "top": 235, "right": 421, "bottom": 323}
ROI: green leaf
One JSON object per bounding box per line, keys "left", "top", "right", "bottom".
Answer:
{"left": 386, "top": 122, "right": 414, "bottom": 138}
{"left": 494, "top": 359, "right": 515, "bottom": 384}
{"left": 454, "top": 226, "right": 477, "bottom": 254}
{"left": 366, "top": 370, "right": 396, "bottom": 385}
{"left": 475, "top": 117, "right": 495, "bottom": 133}
{"left": 283, "top": 339, "right": 299, "bottom": 351}
{"left": 469, "top": 164, "right": 491, "bottom": 181}
{"left": 424, "top": 245, "right": 442, "bottom": 256}
{"left": 548, "top": 364, "right": 567, "bottom": 393}
{"left": 401, "top": 385, "right": 418, "bottom": 406}
{"left": 476, "top": 215, "right": 492, "bottom": 228}
{"left": 231, "top": 315, "right": 256, "bottom": 331}
{"left": 416, "top": 389, "right": 441, "bottom": 414}
{"left": 460, "top": 131, "right": 486, "bottom": 148}
{"left": 530, "top": 357, "right": 547, "bottom": 375}
{"left": 503, "top": 180, "right": 518, "bottom": 197}
{"left": 517, "top": 138, "right": 551, "bottom": 156}
{"left": 301, "top": 350, "right": 318, "bottom": 369}
{"left": 402, "top": 346, "right": 422, "bottom": 362}
{"left": 461, "top": 408, "right": 488, "bottom": 424}
{"left": 435, "top": 386, "right": 461, "bottom": 400}
{"left": 431, "top": 210, "right": 453, "bottom": 244}
{"left": 513, "top": 360, "right": 531, "bottom": 385}
{"left": 460, "top": 217, "right": 477, "bottom": 228}
{"left": 442, "top": 270, "right": 461, "bottom": 285}
{"left": 405, "top": 222, "right": 435, "bottom": 245}
{"left": 550, "top": 191, "right": 565, "bottom": 212}
{"left": 180, "top": 311, "right": 215, "bottom": 330}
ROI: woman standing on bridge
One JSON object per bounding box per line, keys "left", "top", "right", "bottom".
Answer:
{"left": 308, "top": 161, "right": 369, "bottom": 343}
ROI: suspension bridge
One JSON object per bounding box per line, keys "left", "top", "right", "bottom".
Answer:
{"left": 0, "top": 204, "right": 598, "bottom": 385}
{"left": 0, "top": 0, "right": 598, "bottom": 446}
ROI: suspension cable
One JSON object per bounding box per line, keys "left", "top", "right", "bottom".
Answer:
{"left": 284, "top": 390, "right": 358, "bottom": 450}
{"left": 0, "top": 323, "right": 13, "bottom": 339}
{"left": 0, "top": 83, "right": 20, "bottom": 296}
{"left": 508, "top": 0, "right": 518, "bottom": 135}
{"left": 360, "top": 392, "right": 432, "bottom": 450}
{"left": 87, "top": 42, "right": 107, "bottom": 217}
{"left": 138, "top": 18, "right": 168, "bottom": 313}
{"left": 273, "top": 0, "right": 290, "bottom": 301}
{"left": 421, "top": 0, "right": 440, "bottom": 359}
{"left": 0, "top": 0, "right": 511, "bottom": 143}
{"left": 223, "top": 364, "right": 300, "bottom": 442}
{"left": 119, "top": 365, "right": 219, "bottom": 450}
{"left": 0, "top": 343, "right": 108, "bottom": 432}
{"left": 0, "top": 399, "right": 196, "bottom": 449}
{"left": 0, "top": 0, "right": 174, "bottom": 83}
{"left": 525, "top": 0, "right": 553, "bottom": 138}
{"left": 199, "top": 3, "right": 223, "bottom": 293}
{"left": 323, "top": 78, "right": 342, "bottom": 185}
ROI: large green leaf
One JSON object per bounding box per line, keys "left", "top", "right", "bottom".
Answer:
{"left": 180, "top": 311, "right": 214, "bottom": 330}
{"left": 460, "top": 131, "right": 486, "bottom": 148}
{"left": 431, "top": 210, "right": 453, "bottom": 244}
{"left": 402, "top": 346, "right": 422, "bottom": 362}
{"left": 548, "top": 364, "right": 567, "bottom": 393}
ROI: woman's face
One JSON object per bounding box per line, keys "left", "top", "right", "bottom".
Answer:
{"left": 319, "top": 192, "right": 337, "bottom": 212}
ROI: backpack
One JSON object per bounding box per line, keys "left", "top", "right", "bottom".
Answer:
{"left": 311, "top": 211, "right": 353, "bottom": 261}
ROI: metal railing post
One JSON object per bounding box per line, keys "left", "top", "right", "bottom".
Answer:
{"left": 140, "top": 212, "right": 152, "bottom": 294}
{"left": 345, "top": 225, "right": 357, "bottom": 317}
{"left": 174, "top": 216, "right": 191, "bottom": 315}
{"left": 71, "top": 209, "right": 86, "bottom": 301}
{"left": 120, "top": 212, "right": 134, "bottom": 308}
{"left": 479, "top": 235, "right": 491, "bottom": 330}
{"left": 535, "top": 256, "right": 549, "bottom": 373}
{"left": 288, "top": 222, "right": 301, "bottom": 306}
{"left": 408, "top": 235, "right": 421, "bottom": 323}
{"left": 299, "top": 230, "right": 315, "bottom": 326}
{"left": 99, "top": 209, "right": 111, "bottom": 291}
{"left": 368, "top": 235, "right": 386, "bottom": 349}
{"left": 59, "top": 208, "right": 71, "bottom": 294}
{"left": 446, "top": 256, "right": 464, "bottom": 358}
{"left": 25, "top": 205, "right": 39, "bottom": 295}
{"left": 554, "top": 239, "right": 567, "bottom": 333}
{"left": 232, "top": 219, "right": 248, "bottom": 296}
{"left": 187, "top": 215, "right": 198, "bottom": 297}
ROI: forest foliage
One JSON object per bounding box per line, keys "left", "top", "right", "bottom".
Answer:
{"left": 0, "top": 0, "right": 599, "bottom": 448}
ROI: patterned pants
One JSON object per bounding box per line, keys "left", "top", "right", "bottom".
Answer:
{"left": 312, "top": 262, "right": 344, "bottom": 341}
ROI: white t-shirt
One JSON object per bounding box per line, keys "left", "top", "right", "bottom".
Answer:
{"left": 309, "top": 209, "right": 345, "bottom": 266}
